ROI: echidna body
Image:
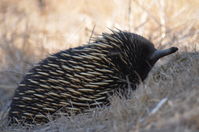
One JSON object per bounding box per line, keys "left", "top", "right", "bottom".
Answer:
{"left": 8, "top": 30, "right": 178, "bottom": 124}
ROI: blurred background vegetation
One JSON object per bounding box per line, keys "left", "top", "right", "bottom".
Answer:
{"left": 0, "top": 0, "right": 198, "bottom": 131}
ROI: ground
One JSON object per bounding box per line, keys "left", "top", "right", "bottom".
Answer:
{"left": 0, "top": 0, "right": 199, "bottom": 132}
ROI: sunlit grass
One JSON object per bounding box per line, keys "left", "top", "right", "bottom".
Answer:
{"left": 0, "top": 0, "right": 198, "bottom": 131}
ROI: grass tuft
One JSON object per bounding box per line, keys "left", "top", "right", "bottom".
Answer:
{"left": 0, "top": 0, "right": 198, "bottom": 131}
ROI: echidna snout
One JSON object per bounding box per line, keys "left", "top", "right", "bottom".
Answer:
{"left": 150, "top": 47, "right": 178, "bottom": 63}
{"left": 8, "top": 30, "right": 178, "bottom": 125}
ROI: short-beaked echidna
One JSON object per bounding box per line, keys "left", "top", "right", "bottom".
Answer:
{"left": 8, "top": 30, "right": 178, "bottom": 124}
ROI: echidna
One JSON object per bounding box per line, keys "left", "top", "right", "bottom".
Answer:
{"left": 8, "top": 30, "right": 178, "bottom": 125}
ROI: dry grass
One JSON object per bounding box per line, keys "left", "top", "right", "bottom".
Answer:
{"left": 0, "top": 0, "right": 198, "bottom": 131}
